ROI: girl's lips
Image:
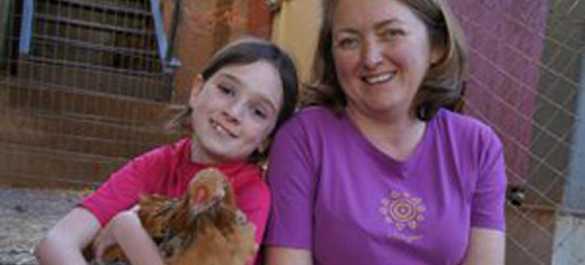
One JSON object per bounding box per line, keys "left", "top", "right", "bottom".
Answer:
{"left": 210, "top": 119, "right": 238, "bottom": 138}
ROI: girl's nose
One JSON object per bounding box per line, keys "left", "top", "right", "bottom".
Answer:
{"left": 223, "top": 101, "right": 245, "bottom": 124}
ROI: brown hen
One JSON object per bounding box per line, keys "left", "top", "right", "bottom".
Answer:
{"left": 86, "top": 168, "right": 257, "bottom": 265}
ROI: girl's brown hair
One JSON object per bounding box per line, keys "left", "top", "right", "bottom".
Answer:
{"left": 168, "top": 38, "right": 299, "bottom": 162}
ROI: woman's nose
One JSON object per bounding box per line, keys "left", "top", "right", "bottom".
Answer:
{"left": 363, "top": 40, "right": 383, "bottom": 69}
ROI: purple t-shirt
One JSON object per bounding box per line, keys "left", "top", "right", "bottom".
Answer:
{"left": 265, "top": 107, "right": 506, "bottom": 265}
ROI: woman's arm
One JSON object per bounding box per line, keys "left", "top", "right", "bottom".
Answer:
{"left": 262, "top": 115, "right": 318, "bottom": 265}
{"left": 265, "top": 247, "right": 313, "bottom": 265}
{"left": 461, "top": 228, "right": 505, "bottom": 265}
{"left": 34, "top": 208, "right": 100, "bottom": 265}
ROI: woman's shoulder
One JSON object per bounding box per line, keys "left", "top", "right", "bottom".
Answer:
{"left": 434, "top": 109, "right": 499, "bottom": 140}
{"left": 280, "top": 106, "right": 344, "bottom": 131}
{"left": 434, "top": 109, "right": 500, "bottom": 144}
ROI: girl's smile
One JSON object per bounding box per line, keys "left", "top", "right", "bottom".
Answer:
{"left": 189, "top": 61, "right": 284, "bottom": 164}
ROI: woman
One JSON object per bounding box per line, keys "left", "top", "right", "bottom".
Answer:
{"left": 35, "top": 38, "right": 299, "bottom": 265}
{"left": 263, "top": 0, "right": 506, "bottom": 264}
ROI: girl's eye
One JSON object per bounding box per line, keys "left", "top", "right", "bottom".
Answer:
{"left": 252, "top": 107, "right": 267, "bottom": 120}
{"left": 336, "top": 37, "right": 360, "bottom": 50}
{"left": 218, "top": 84, "right": 235, "bottom": 96}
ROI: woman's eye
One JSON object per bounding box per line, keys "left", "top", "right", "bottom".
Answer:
{"left": 382, "top": 29, "right": 404, "bottom": 40}
{"left": 337, "top": 37, "right": 359, "bottom": 49}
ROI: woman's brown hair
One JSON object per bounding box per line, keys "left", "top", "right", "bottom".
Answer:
{"left": 304, "top": 0, "right": 468, "bottom": 120}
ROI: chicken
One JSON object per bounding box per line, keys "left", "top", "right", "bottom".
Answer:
{"left": 85, "top": 168, "right": 257, "bottom": 265}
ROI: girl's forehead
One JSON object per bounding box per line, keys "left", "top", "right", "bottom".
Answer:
{"left": 213, "top": 61, "right": 284, "bottom": 110}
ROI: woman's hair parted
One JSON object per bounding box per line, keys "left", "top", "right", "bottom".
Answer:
{"left": 304, "top": 0, "right": 468, "bottom": 121}
{"left": 168, "top": 37, "right": 299, "bottom": 162}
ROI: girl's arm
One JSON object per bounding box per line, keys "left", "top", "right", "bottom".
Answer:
{"left": 265, "top": 247, "right": 313, "bottom": 265}
{"left": 461, "top": 228, "right": 505, "bottom": 265}
{"left": 103, "top": 210, "right": 165, "bottom": 265}
{"left": 34, "top": 208, "right": 100, "bottom": 265}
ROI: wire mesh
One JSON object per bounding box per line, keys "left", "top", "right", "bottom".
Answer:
{"left": 450, "top": 0, "right": 585, "bottom": 264}
{"left": 0, "top": 0, "right": 182, "bottom": 188}
{"left": 0, "top": 0, "right": 583, "bottom": 264}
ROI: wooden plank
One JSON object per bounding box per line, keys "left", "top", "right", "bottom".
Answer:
{"left": 34, "top": 19, "right": 157, "bottom": 51}
{"left": 0, "top": 109, "right": 179, "bottom": 158}
{"left": 47, "top": 0, "right": 151, "bottom": 16}
{"left": 3, "top": 79, "right": 181, "bottom": 124}
{"left": 18, "top": 58, "right": 172, "bottom": 102}
{"left": 37, "top": 0, "right": 153, "bottom": 31}
{"left": 36, "top": 14, "right": 153, "bottom": 36}
{"left": 34, "top": 35, "right": 158, "bottom": 57}
{"left": 0, "top": 142, "right": 125, "bottom": 188}
{"left": 31, "top": 38, "right": 161, "bottom": 73}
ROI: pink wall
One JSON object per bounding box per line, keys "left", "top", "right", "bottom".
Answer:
{"left": 448, "top": 0, "right": 549, "bottom": 185}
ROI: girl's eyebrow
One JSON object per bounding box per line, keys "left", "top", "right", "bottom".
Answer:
{"left": 219, "top": 73, "right": 279, "bottom": 114}
{"left": 218, "top": 73, "right": 243, "bottom": 85}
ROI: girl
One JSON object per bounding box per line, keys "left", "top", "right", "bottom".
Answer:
{"left": 35, "top": 37, "right": 299, "bottom": 265}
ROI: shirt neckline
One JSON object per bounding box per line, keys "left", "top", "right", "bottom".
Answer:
{"left": 341, "top": 109, "right": 438, "bottom": 177}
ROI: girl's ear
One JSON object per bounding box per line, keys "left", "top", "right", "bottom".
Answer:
{"left": 189, "top": 75, "right": 204, "bottom": 104}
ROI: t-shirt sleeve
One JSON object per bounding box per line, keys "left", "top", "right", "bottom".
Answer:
{"left": 470, "top": 128, "right": 507, "bottom": 231}
{"left": 264, "top": 120, "right": 316, "bottom": 250}
{"left": 236, "top": 180, "right": 270, "bottom": 265}
{"left": 80, "top": 146, "right": 170, "bottom": 226}
{"left": 237, "top": 180, "right": 271, "bottom": 244}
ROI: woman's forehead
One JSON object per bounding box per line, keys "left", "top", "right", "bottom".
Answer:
{"left": 332, "top": 0, "right": 420, "bottom": 29}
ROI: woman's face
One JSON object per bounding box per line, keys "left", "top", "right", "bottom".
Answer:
{"left": 189, "top": 61, "right": 283, "bottom": 164}
{"left": 332, "top": 0, "right": 441, "bottom": 120}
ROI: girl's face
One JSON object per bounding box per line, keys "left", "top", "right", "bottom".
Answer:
{"left": 332, "top": 0, "right": 442, "bottom": 120}
{"left": 189, "top": 61, "right": 283, "bottom": 164}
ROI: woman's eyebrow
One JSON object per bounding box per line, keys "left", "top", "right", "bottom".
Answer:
{"left": 374, "top": 18, "right": 404, "bottom": 30}
{"left": 334, "top": 18, "right": 404, "bottom": 35}
{"left": 334, "top": 27, "right": 360, "bottom": 35}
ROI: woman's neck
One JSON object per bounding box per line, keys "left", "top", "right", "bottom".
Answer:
{"left": 346, "top": 106, "right": 427, "bottom": 161}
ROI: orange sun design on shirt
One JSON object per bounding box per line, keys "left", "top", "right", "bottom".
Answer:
{"left": 379, "top": 191, "right": 426, "bottom": 231}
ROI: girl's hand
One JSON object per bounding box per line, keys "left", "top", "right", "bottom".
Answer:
{"left": 93, "top": 206, "right": 140, "bottom": 262}
{"left": 92, "top": 218, "right": 118, "bottom": 262}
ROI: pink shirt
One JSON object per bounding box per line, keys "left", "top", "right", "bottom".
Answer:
{"left": 82, "top": 138, "right": 270, "bottom": 259}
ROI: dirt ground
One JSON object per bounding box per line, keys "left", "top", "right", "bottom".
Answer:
{"left": 0, "top": 187, "right": 84, "bottom": 265}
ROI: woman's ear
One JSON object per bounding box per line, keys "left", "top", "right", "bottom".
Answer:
{"left": 189, "top": 75, "right": 204, "bottom": 104}
{"left": 430, "top": 45, "right": 446, "bottom": 66}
